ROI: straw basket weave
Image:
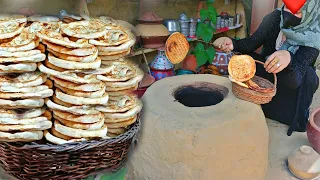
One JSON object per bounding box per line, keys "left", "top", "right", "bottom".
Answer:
{"left": 231, "top": 60, "right": 277, "bottom": 105}
{"left": 0, "top": 117, "right": 140, "bottom": 180}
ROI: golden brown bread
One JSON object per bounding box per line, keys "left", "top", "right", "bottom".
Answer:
{"left": 165, "top": 32, "right": 189, "bottom": 64}
{"left": 228, "top": 55, "right": 256, "bottom": 82}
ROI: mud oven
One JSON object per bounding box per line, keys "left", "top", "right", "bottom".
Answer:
{"left": 127, "top": 74, "right": 269, "bottom": 180}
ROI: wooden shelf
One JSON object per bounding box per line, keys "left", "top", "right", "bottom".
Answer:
{"left": 188, "top": 24, "right": 243, "bottom": 42}
{"left": 129, "top": 24, "right": 243, "bottom": 57}
{"left": 215, "top": 24, "right": 243, "bottom": 34}
{"left": 128, "top": 48, "right": 157, "bottom": 57}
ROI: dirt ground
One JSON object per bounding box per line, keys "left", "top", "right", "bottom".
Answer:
{"left": 1, "top": 70, "right": 320, "bottom": 180}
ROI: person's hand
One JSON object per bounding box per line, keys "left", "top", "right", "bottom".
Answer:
{"left": 264, "top": 50, "right": 291, "bottom": 73}
{"left": 213, "top": 37, "right": 234, "bottom": 52}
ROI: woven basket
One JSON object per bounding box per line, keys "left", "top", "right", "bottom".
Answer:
{"left": 231, "top": 60, "right": 277, "bottom": 105}
{"left": 0, "top": 117, "right": 140, "bottom": 180}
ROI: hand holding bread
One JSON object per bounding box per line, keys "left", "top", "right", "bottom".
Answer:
{"left": 213, "top": 37, "right": 234, "bottom": 52}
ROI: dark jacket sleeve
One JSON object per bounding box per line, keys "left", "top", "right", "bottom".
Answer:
{"left": 278, "top": 46, "right": 319, "bottom": 89}
{"left": 232, "top": 11, "right": 279, "bottom": 54}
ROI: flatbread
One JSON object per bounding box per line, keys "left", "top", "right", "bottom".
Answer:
{"left": 55, "top": 115, "right": 104, "bottom": 130}
{"left": 52, "top": 110, "right": 103, "bottom": 124}
{"left": 0, "top": 85, "right": 49, "bottom": 93}
{"left": 96, "top": 64, "right": 136, "bottom": 82}
{"left": 96, "top": 39, "right": 135, "bottom": 53}
{"left": 95, "top": 95, "right": 137, "bottom": 113}
{"left": 97, "top": 16, "right": 119, "bottom": 27}
{"left": 0, "top": 120, "right": 52, "bottom": 131}
{"left": 102, "top": 59, "right": 139, "bottom": 67}
{"left": 54, "top": 120, "right": 108, "bottom": 138}
{"left": 44, "top": 59, "right": 67, "bottom": 72}
{"left": 60, "top": 20, "right": 108, "bottom": 39}
{"left": 107, "top": 132, "right": 118, "bottom": 138}
{"left": 37, "top": 43, "right": 46, "bottom": 53}
{"left": 54, "top": 83, "right": 105, "bottom": 98}
{"left": 107, "top": 127, "right": 126, "bottom": 135}
{"left": 51, "top": 126, "right": 73, "bottom": 140}
{"left": 0, "top": 53, "right": 45, "bottom": 63}
{"left": 0, "top": 131, "right": 43, "bottom": 142}
{"left": 0, "top": 99, "right": 44, "bottom": 109}
{"left": 0, "top": 26, "right": 37, "bottom": 48}
{"left": 165, "top": 32, "right": 189, "bottom": 64}
{"left": 71, "top": 66, "right": 114, "bottom": 75}
{"left": 107, "top": 85, "right": 138, "bottom": 97}
{"left": 0, "top": 88, "right": 53, "bottom": 99}
{"left": 103, "top": 100, "right": 142, "bottom": 120}
{"left": 30, "top": 21, "right": 61, "bottom": 32}
{"left": 44, "top": 130, "right": 86, "bottom": 145}
{"left": 89, "top": 28, "right": 134, "bottom": 46}
{"left": 43, "top": 110, "right": 53, "bottom": 120}
{"left": 0, "top": 108, "right": 45, "bottom": 119}
{"left": 0, "top": 14, "right": 27, "bottom": 23}
{"left": 35, "top": 23, "right": 91, "bottom": 48}
{"left": 0, "top": 72, "right": 47, "bottom": 88}
{"left": 48, "top": 53, "right": 101, "bottom": 70}
{"left": 52, "top": 93, "right": 76, "bottom": 107}
{"left": 44, "top": 78, "right": 53, "bottom": 89}
{"left": 0, "top": 116, "right": 48, "bottom": 125}
{"left": 42, "top": 40, "right": 96, "bottom": 56}
{"left": 99, "top": 49, "right": 131, "bottom": 61}
{"left": 51, "top": 76, "right": 104, "bottom": 92}
{"left": 45, "top": 59, "right": 113, "bottom": 75}
{"left": 38, "top": 62, "right": 101, "bottom": 84}
{"left": 246, "top": 79, "right": 275, "bottom": 93}
{"left": 48, "top": 47, "right": 98, "bottom": 62}
{"left": 0, "top": 63, "right": 37, "bottom": 73}
{"left": 45, "top": 98, "right": 99, "bottom": 115}
{"left": 0, "top": 49, "right": 41, "bottom": 58}
{"left": 105, "top": 116, "right": 137, "bottom": 128}
{"left": 0, "top": 38, "right": 40, "bottom": 52}
{"left": 229, "top": 75, "right": 249, "bottom": 88}
{"left": 55, "top": 88, "right": 109, "bottom": 105}
{"left": 103, "top": 68, "right": 144, "bottom": 88}
{"left": 0, "top": 21, "right": 25, "bottom": 40}
{"left": 98, "top": 49, "right": 129, "bottom": 56}
{"left": 0, "top": 36, "right": 16, "bottom": 44}
{"left": 106, "top": 83, "right": 138, "bottom": 91}
{"left": 228, "top": 55, "right": 256, "bottom": 82}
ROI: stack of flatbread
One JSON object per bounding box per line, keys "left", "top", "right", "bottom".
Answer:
{"left": 95, "top": 94, "right": 142, "bottom": 137}
{"left": 32, "top": 20, "right": 112, "bottom": 144}
{"left": 89, "top": 17, "right": 136, "bottom": 61}
{"left": 98, "top": 61, "right": 144, "bottom": 97}
{"left": 0, "top": 15, "right": 53, "bottom": 142}
{"left": 21, "top": 17, "right": 143, "bottom": 144}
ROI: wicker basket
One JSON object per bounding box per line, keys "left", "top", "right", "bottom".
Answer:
{"left": 231, "top": 60, "right": 277, "bottom": 105}
{"left": 0, "top": 117, "right": 140, "bottom": 180}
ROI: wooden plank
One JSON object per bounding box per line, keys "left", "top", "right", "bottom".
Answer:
{"left": 129, "top": 48, "right": 157, "bottom": 57}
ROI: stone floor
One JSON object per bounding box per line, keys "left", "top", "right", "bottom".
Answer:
{"left": 265, "top": 69, "right": 320, "bottom": 180}
{"left": 1, "top": 70, "right": 320, "bottom": 180}
{"left": 266, "top": 119, "right": 314, "bottom": 180}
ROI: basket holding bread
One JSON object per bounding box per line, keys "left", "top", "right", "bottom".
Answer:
{"left": 0, "top": 14, "right": 143, "bottom": 144}
{"left": 228, "top": 54, "right": 277, "bottom": 104}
